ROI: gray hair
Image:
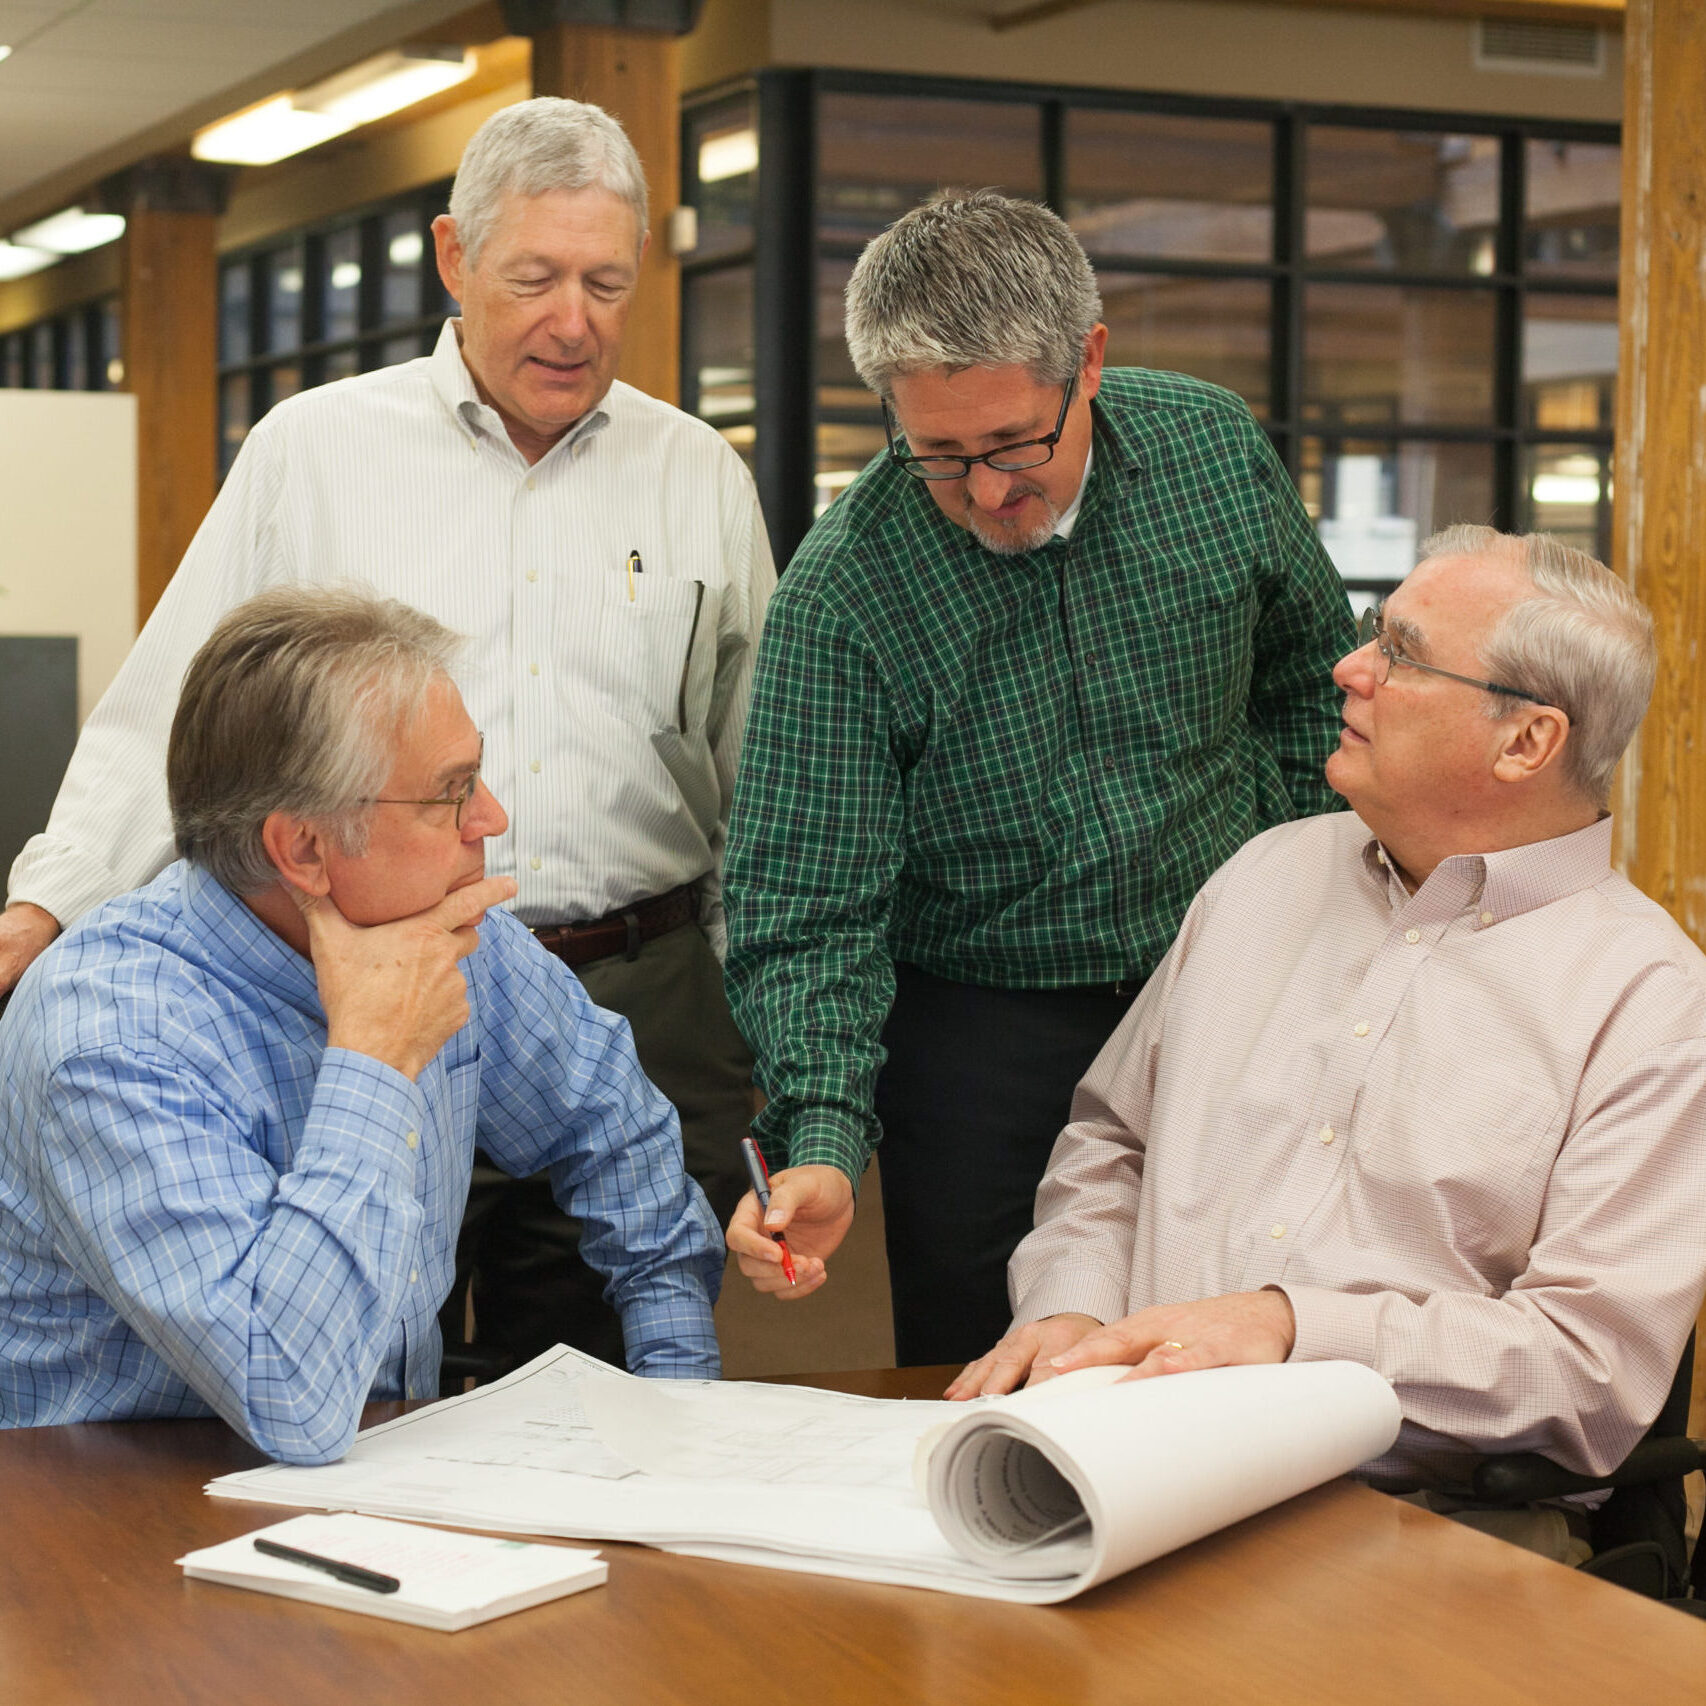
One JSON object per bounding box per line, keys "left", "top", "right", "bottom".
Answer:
{"left": 844, "top": 189, "right": 1103, "bottom": 399}
{"left": 448, "top": 96, "right": 648, "bottom": 266}
{"left": 1419, "top": 524, "right": 1655, "bottom": 807}
{"left": 168, "top": 586, "right": 461, "bottom": 896}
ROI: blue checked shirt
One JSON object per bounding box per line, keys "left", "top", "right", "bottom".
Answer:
{"left": 0, "top": 862, "right": 722, "bottom": 1463}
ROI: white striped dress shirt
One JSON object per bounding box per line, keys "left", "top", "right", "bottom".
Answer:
{"left": 8, "top": 321, "right": 775, "bottom": 948}
{"left": 1010, "top": 810, "right": 1706, "bottom": 1488}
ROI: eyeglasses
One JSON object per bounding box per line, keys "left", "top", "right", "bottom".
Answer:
{"left": 1355, "top": 610, "right": 1546, "bottom": 704}
{"left": 362, "top": 735, "right": 485, "bottom": 829}
{"left": 884, "top": 376, "right": 1077, "bottom": 481}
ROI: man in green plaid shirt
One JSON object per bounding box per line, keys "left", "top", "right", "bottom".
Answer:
{"left": 724, "top": 190, "right": 1354, "bottom": 1366}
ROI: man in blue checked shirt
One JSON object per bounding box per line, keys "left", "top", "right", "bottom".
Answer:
{"left": 0, "top": 586, "right": 721, "bottom": 1463}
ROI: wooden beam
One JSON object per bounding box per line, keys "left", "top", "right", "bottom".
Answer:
{"left": 120, "top": 207, "right": 218, "bottom": 623}
{"left": 529, "top": 25, "right": 681, "bottom": 406}
{"left": 1611, "top": 0, "right": 1706, "bottom": 1434}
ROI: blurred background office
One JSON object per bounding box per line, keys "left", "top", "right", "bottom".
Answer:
{"left": 0, "top": 0, "right": 1697, "bottom": 1390}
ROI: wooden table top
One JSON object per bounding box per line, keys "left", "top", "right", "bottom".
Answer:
{"left": 7, "top": 1366, "right": 1705, "bottom": 1706}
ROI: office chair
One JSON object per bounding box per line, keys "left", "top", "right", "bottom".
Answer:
{"left": 1467, "top": 1334, "right": 1706, "bottom": 1613}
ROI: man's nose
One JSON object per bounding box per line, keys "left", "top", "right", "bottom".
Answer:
{"left": 542, "top": 281, "right": 589, "bottom": 345}
{"left": 1335, "top": 633, "right": 1379, "bottom": 695}
{"left": 964, "top": 459, "right": 1022, "bottom": 510}
{"left": 463, "top": 778, "right": 509, "bottom": 841}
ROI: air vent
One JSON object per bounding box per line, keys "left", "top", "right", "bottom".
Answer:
{"left": 1474, "top": 18, "right": 1605, "bottom": 76}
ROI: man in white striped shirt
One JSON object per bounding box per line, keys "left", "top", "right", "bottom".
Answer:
{"left": 0, "top": 99, "right": 775, "bottom": 1377}
{"left": 951, "top": 527, "right": 1706, "bottom": 1558}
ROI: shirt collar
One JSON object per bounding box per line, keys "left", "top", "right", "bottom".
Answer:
{"left": 427, "top": 317, "right": 612, "bottom": 460}
{"left": 1357, "top": 814, "right": 1614, "bottom": 924}
{"left": 179, "top": 861, "right": 323, "bottom": 1017}
{"left": 1052, "top": 439, "right": 1094, "bottom": 540}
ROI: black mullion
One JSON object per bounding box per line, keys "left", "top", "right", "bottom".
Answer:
{"left": 753, "top": 67, "right": 817, "bottom": 568}
{"left": 357, "top": 214, "right": 386, "bottom": 371}
{"left": 299, "top": 232, "right": 326, "bottom": 390}
{"left": 1491, "top": 132, "right": 1524, "bottom": 531}
{"left": 1041, "top": 98, "right": 1065, "bottom": 217}
{"left": 1273, "top": 111, "right": 1304, "bottom": 475}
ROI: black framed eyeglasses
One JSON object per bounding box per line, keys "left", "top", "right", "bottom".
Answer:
{"left": 884, "top": 376, "right": 1077, "bottom": 481}
{"left": 1355, "top": 610, "right": 1546, "bottom": 704}
{"left": 362, "top": 734, "right": 485, "bottom": 829}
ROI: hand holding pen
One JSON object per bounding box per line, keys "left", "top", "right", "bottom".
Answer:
{"left": 724, "top": 1152, "right": 856, "bottom": 1301}
{"left": 740, "top": 1137, "right": 796, "bottom": 1285}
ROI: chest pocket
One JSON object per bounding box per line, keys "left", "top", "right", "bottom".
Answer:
{"left": 588, "top": 576, "right": 720, "bottom": 736}
{"left": 1350, "top": 1066, "right": 1559, "bottom": 1272}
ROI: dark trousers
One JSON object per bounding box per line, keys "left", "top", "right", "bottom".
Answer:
{"left": 438, "top": 919, "right": 752, "bottom": 1386}
{"left": 874, "top": 964, "right": 1139, "bottom": 1369}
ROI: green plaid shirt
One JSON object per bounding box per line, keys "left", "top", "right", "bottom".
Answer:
{"left": 725, "top": 368, "right": 1354, "bottom": 1184}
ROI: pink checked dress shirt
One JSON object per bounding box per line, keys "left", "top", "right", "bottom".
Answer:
{"left": 1010, "top": 811, "right": 1706, "bottom": 1487}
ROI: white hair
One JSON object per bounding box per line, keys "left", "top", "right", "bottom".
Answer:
{"left": 844, "top": 189, "right": 1102, "bottom": 400}
{"left": 448, "top": 97, "right": 648, "bottom": 265}
{"left": 1419, "top": 524, "right": 1655, "bottom": 808}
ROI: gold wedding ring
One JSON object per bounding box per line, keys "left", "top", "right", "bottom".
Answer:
{"left": 1161, "top": 1341, "right": 1187, "bottom": 1352}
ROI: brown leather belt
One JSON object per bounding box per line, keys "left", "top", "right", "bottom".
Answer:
{"left": 532, "top": 882, "right": 699, "bottom": 969}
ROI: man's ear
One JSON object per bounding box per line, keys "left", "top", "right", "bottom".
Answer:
{"left": 1492, "top": 704, "right": 1572, "bottom": 786}
{"left": 430, "top": 213, "right": 465, "bottom": 303}
{"left": 1080, "top": 321, "right": 1109, "bottom": 404}
{"left": 259, "top": 811, "right": 332, "bottom": 900}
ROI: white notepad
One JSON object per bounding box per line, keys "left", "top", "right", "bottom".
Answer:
{"left": 178, "top": 1511, "right": 606, "bottom": 1630}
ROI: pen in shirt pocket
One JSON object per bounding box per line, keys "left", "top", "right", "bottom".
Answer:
{"left": 626, "top": 549, "right": 643, "bottom": 601}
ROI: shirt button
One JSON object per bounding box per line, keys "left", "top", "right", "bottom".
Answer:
{"left": 529, "top": 662, "right": 540, "bottom": 676}
{"left": 1270, "top": 1223, "right": 1286, "bottom": 1239}
{"left": 410, "top": 1269, "right": 419, "bottom": 1284}
{"left": 1353, "top": 1021, "right": 1369, "bottom": 1038}
{"left": 1404, "top": 928, "right": 1420, "bottom": 944}
{"left": 526, "top": 569, "right": 538, "bottom": 583}
{"left": 530, "top": 759, "right": 541, "bottom": 773}
{"left": 1480, "top": 911, "right": 1494, "bottom": 926}
{"left": 1318, "top": 1125, "right": 1335, "bottom": 1145}
{"left": 1102, "top": 755, "right": 1116, "bottom": 771}
{"left": 404, "top": 1129, "right": 419, "bottom": 1151}
{"left": 530, "top": 856, "right": 542, "bottom": 871}
{"left": 525, "top": 477, "right": 536, "bottom": 491}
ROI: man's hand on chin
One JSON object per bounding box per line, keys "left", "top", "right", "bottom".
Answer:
{"left": 304, "top": 874, "right": 518, "bottom": 1080}
{"left": 1046, "top": 1290, "right": 1297, "bottom": 1383}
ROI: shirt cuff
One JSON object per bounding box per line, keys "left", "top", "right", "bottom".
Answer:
{"left": 1279, "top": 1283, "right": 1380, "bottom": 1368}
{"left": 296, "top": 1047, "right": 431, "bottom": 1189}
{"left": 777, "top": 1109, "right": 869, "bottom": 1189}
{"left": 7, "top": 837, "right": 135, "bottom": 930}
{"left": 1012, "top": 1270, "right": 1125, "bottom": 1331}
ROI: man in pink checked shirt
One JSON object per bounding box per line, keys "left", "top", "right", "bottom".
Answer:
{"left": 949, "top": 524, "right": 1706, "bottom": 1559}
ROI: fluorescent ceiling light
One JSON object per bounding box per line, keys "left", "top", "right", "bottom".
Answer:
{"left": 0, "top": 45, "right": 13, "bottom": 65}
{"left": 193, "top": 47, "right": 475, "bottom": 167}
{"left": 699, "top": 129, "right": 758, "bottom": 183}
{"left": 11, "top": 207, "right": 126, "bottom": 254}
{"left": 0, "top": 241, "right": 56, "bottom": 280}
{"left": 306, "top": 47, "right": 475, "bottom": 128}
{"left": 193, "top": 95, "right": 345, "bottom": 166}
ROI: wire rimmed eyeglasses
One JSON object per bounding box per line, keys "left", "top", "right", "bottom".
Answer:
{"left": 884, "top": 376, "right": 1077, "bottom": 481}
{"left": 1355, "top": 610, "right": 1546, "bottom": 704}
{"left": 361, "top": 734, "right": 485, "bottom": 829}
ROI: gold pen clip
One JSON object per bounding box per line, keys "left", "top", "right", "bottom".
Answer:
{"left": 626, "top": 549, "right": 641, "bottom": 601}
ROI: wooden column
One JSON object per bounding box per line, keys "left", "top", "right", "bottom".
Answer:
{"left": 1612, "top": 0, "right": 1706, "bottom": 1429}
{"left": 108, "top": 160, "right": 225, "bottom": 623}
{"left": 530, "top": 24, "right": 682, "bottom": 405}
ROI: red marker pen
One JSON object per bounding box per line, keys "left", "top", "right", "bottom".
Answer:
{"left": 740, "top": 1137, "right": 797, "bottom": 1286}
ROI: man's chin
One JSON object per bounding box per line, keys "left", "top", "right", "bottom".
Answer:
{"left": 965, "top": 511, "right": 1057, "bottom": 556}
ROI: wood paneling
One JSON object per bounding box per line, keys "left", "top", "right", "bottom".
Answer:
{"left": 530, "top": 25, "right": 681, "bottom": 406}
{"left": 1613, "top": 0, "right": 1706, "bottom": 1433}
{"left": 121, "top": 209, "right": 218, "bottom": 622}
